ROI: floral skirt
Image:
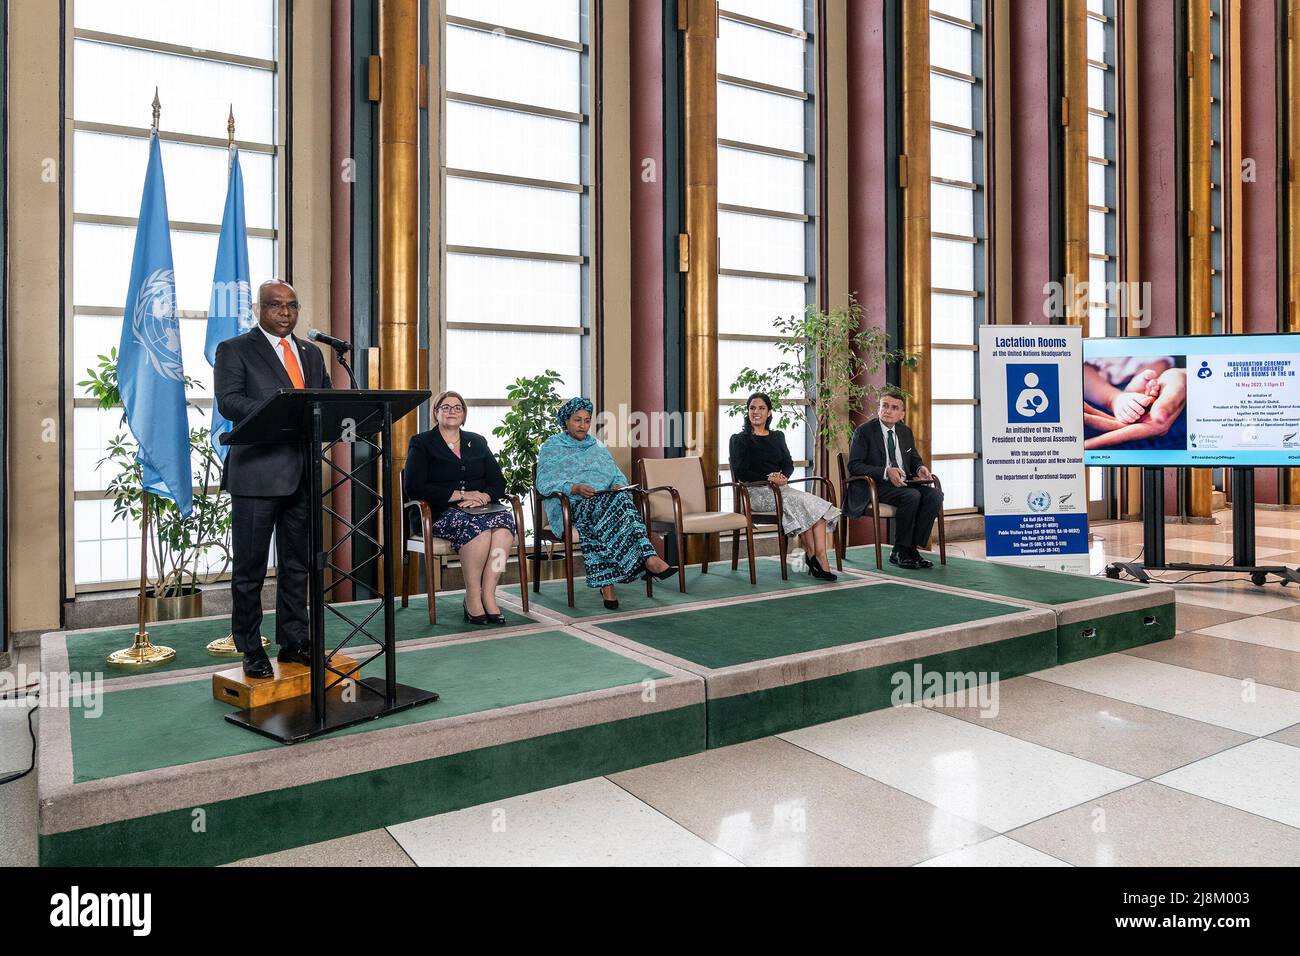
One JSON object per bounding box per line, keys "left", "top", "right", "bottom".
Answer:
{"left": 429, "top": 506, "right": 516, "bottom": 551}
{"left": 746, "top": 485, "right": 841, "bottom": 537}
{"left": 571, "top": 490, "right": 658, "bottom": 588}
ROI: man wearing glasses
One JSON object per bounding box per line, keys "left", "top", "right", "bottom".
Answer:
{"left": 215, "top": 280, "right": 333, "bottom": 677}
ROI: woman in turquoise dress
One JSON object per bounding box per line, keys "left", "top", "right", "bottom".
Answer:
{"left": 536, "top": 398, "right": 677, "bottom": 609}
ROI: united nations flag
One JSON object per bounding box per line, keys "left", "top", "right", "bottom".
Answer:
{"left": 116, "top": 130, "right": 193, "bottom": 517}
{"left": 204, "top": 145, "right": 254, "bottom": 460}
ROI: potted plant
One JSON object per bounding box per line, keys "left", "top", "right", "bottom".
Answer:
{"left": 492, "top": 370, "right": 564, "bottom": 577}
{"left": 80, "top": 349, "right": 233, "bottom": 622}
{"left": 727, "top": 293, "right": 917, "bottom": 472}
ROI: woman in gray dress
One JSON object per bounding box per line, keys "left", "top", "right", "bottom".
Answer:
{"left": 728, "top": 393, "right": 841, "bottom": 581}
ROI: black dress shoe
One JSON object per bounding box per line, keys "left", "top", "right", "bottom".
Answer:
{"left": 463, "top": 602, "right": 491, "bottom": 625}
{"left": 888, "top": 551, "right": 921, "bottom": 570}
{"left": 806, "top": 554, "right": 838, "bottom": 582}
{"left": 242, "top": 652, "right": 273, "bottom": 679}
{"left": 910, "top": 551, "right": 934, "bottom": 569}
{"left": 602, "top": 598, "right": 620, "bottom": 610}
{"left": 642, "top": 564, "right": 678, "bottom": 582}
{"left": 277, "top": 644, "right": 312, "bottom": 667}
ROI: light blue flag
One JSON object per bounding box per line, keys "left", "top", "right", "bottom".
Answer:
{"left": 117, "top": 131, "right": 193, "bottom": 517}
{"left": 204, "top": 146, "right": 254, "bottom": 459}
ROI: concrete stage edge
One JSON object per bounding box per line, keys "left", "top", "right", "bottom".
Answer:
{"left": 36, "top": 558, "right": 1174, "bottom": 865}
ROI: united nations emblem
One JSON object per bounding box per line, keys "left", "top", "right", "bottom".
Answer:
{"left": 132, "top": 268, "right": 184, "bottom": 381}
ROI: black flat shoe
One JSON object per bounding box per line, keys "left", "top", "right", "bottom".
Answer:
{"left": 242, "top": 652, "right": 273, "bottom": 679}
{"left": 602, "top": 598, "right": 620, "bottom": 610}
{"left": 463, "top": 602, "right": 491, "bottom": 625}
{"left": 642, "top": 564, "right": 678, "bottom": 582}
{"left": 485, "top": 612, "right": 508, "bottom": 625}
{"left": 276, "top": 644, "right": 312, "bottom": 667}
{"left": 806, "top": 554, "right": 838, "bottom": 582}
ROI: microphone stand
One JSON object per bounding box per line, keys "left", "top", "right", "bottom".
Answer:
{"left": 333, "top": 347, "right": 359, "bottom": 389}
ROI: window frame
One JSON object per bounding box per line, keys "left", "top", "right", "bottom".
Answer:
{"left": 716, "top": 0, "right": 819, "bottom": 488}
{"left": 437, "top": 6, "right": 593, "bottom": 445}
{"left": 65, "top": 0, "right": 287, "bottom": 594}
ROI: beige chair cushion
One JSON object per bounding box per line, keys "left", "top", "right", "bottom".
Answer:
{"left": 649, "top": 511, "right": 749, "bottom": 534}
{"left": 641, "top": 456, "right": 707, "bottom": 521}
{"left": 405, "top": 534, "right": 456, "bottom": 556}
{"left": 872, "top": 501, "right": 898, "bottom": 518}
{"left": 680, "top": 511, "right": 749, "bottom": 534}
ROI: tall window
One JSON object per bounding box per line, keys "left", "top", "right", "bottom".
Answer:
{"left": 1087, "top": 0, "right": 1117, "bottom": 339}
{"left": 441, "top": 1, "right": 589, "bottom": 449}
{"left": 716, "top": 0, "right": 816, "bottom": 498}
{"left": 1086, "top": 0, "right": 1118, "bottom": 510}
{"left": 928, "top": 0, "right": 983, "bottom": 512}
{"left": 70, "top": 0, "right": 281, "bottom": 589}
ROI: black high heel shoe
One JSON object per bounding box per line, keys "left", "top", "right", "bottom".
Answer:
{"left": 806, "top": 554, "right": 838, "bottom": 582}
{"left": 463, "top": 601, "right": 491, "bottom": 625}
{"left": 642, "top": 564, "right": 678, "bottom": 582}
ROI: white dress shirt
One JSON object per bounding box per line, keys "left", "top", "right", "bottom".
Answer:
{"left": 879, "top": 420, "right": 902, "bottom": 471}
{"left": 260, "top": 325, "right": 299, "bottom": 374}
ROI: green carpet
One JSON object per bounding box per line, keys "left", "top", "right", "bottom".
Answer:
{"left": 65, "top": 593, "right": 533, "bottom": 682}
{"left": 595, "top": 582, "right": 1030, "bottom": 669}
{"left": 69, "top": 630, "right": 668, "bottom": 782}
{"left": 843, "top": 547, "right": 1142, "bottom": 605}
{"left": 505, "top": 557, "right": 821, "bottom": 618}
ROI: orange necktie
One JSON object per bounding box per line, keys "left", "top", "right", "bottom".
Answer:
{"left": 278, "top": 338, "right": 306, "bottom": 389}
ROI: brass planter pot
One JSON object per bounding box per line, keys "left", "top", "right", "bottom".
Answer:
{"left": 144, "top": 586, "right": 203, "bottom": 623}
{"left": 529, "top": 553, "right": 571, "bottom": 583}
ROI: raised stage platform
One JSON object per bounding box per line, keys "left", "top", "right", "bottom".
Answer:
{"left": 37, "top": 556, "right": 1175, "bottom": 865}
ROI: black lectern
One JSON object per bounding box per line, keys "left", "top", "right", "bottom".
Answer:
{"left": 222, "top": 388, "right": 439, "bottom": 743}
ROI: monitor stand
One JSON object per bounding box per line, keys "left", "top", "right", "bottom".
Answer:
{"left": 1105, "top": 467, "right": 1300, "bottom": 587}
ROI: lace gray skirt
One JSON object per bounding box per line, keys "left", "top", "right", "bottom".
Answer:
{"left": 745, "top": 484, "right": 842, "bottom": 536}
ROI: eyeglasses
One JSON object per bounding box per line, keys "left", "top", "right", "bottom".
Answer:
{"left": 437, "top": 404, "right": 465, "bottom": 414}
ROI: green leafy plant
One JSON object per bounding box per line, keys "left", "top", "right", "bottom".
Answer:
{"left": 727, "top": 293, "right": 917, "bottom": 456}
{"left": 492, "top": 369, "right": 565, "bottom": 498}
{"left": 80, "top": 348, "right": 233, "bottom": 598}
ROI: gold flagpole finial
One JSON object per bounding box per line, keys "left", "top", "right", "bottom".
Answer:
{"left": 151, "top": 87, "right": 161, "bottom": 132}
{"left": 227, "top": 104, "right": 235, "bottom": 147}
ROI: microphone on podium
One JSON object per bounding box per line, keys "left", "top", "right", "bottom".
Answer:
{"left": 307, "top": 328, "right": 352, "bottom": 353}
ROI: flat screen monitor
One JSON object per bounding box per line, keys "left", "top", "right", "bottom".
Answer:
{"left": 1081, "top": 333, "right": 1300, "bottom": 467}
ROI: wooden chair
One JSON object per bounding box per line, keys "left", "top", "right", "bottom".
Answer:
{"left": 836, "top": 451, "right": 946, "bottom": 570}
{"left": 745, "top": 475, "right": 845, "bottom": 579}
{"left": 531, "top": 461, "right": 650, "bottom": 607}
{"left": 400, "top": 473, "right": 530, "bottom": 625}
{"left": 638, "top": 456, "right": 757, "bottom": 593}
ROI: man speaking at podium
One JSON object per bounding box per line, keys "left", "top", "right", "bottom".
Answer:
{"left": 215, "top": 280, "right": 332, "bottom": 677}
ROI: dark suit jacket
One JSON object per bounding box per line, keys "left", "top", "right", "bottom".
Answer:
{"left": 845, "top": 418, "right": 926, "bottom": 517}
{"left": 214, "top": 328, "right": 332, "bottom": 497}
{"left": 403, "top": 429, "right": 507, "bottom": 531}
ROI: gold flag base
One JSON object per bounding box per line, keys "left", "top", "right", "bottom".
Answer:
{"left": 106, "top": 630, "right": 177, "bottom": 667}
{"left": 206, "top": 634, "right": 269, "bottom": 657}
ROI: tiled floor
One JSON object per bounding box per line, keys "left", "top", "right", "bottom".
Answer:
{"left": 5, "top": 511, "right": 1300, "bottom": 866}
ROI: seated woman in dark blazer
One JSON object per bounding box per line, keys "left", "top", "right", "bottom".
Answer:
{"left": 404, "top": 390, "right": 516, "bottom": 625}
{"left": 728, "top": 392, "right": 842, "bottom": 581}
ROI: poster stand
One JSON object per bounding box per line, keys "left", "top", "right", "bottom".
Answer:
{"left": 1105, "top": 467, "right": 1300, "bottom": 586}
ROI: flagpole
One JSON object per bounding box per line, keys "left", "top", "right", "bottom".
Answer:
{"left": 207, "top": 104, "right": 267, "bottom": 657}
{"left": 107, "top": 91, "right": 176, "bottom": 667}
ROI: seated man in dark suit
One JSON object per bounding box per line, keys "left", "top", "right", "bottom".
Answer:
{"left": 845, "top": 390, "right": 943, "bottom": 570}
{"left": 214, "top": 280, "right": 332, "bottom": 677}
